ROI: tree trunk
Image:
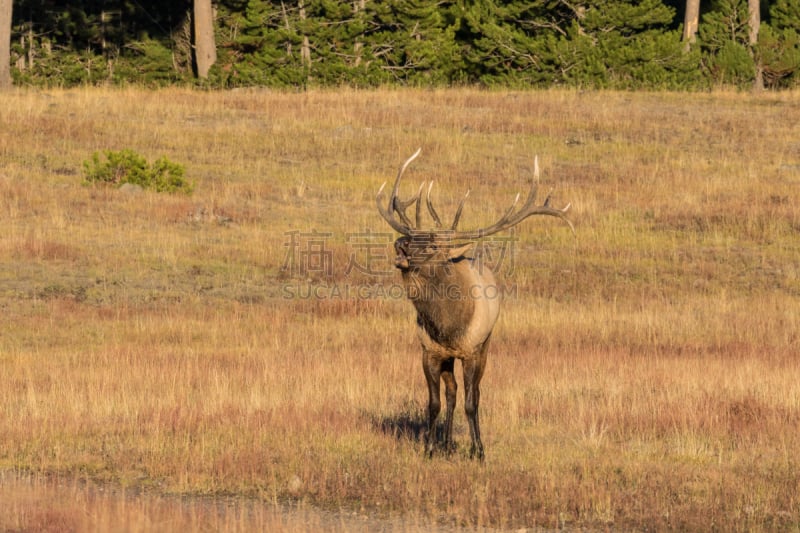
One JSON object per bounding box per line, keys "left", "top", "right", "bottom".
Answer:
{"left": 353, "top": 0, "right": 366, "bottom": 67}
{"left": 0, "top": 0, "right": 12, "bottom": 88}
{"left": 193, "top": 0, "right": 217, "bottom": 79}
{"left": 748, "top": 0, "right": 763, "bottom": 90}
{"left": 281, "top": 1, "right": 293, "bottom": 57}
{"left": 298, "top": 0, "right": 311, "bottom": 67}
{"left": 682, "top": 0, "right": 700, "bottom": 51}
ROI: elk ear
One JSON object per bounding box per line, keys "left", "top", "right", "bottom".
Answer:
{"left": 447, "top": 243, "right": 474, "bottom": 260}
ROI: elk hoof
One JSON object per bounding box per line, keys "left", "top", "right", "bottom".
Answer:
{"left": 424, "top": 442, "right": 436, "bottom": 458}
{"left": 470, "top": 445, "right": 485, "bottom": 461}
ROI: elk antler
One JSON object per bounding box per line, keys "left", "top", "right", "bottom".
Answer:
{"left": 376, "top": 148, "right": 422, "bottom": 235}
{"left": 377, "top": 150, "right": 574, "bottom": 238}
{"left": 448, "top": 156, "right": 574, "bottom": 240}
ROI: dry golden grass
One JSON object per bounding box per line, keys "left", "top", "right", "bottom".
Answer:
{"left": 1, "top": 87, "right": 799, "bottom": 530}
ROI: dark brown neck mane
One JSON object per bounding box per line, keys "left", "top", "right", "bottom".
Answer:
{"left": 402, "top": 257, "right": 476, "bottom": 347}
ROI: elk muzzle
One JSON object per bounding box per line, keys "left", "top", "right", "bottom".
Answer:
{"left": 394, "top": 237, "right": 411, "bottom": 270}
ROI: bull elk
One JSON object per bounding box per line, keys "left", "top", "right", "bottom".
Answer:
{"left": 377, "top": 148, "right": 573, "bottom": 460}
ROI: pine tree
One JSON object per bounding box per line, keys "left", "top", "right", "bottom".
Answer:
{"left": 578, "top": 0, "right": 700, "bottom": 88}
{"left": 364, "top": 0, "right": 462, "bottom": 85}
{"left": 770, "top": 0, "right": 800, "bottom": 31}
{"left": 454, "top": 0, "right": 701, "bottom": 88}
{"left": 455, "top": 0, "right": 565, "bottom": 86}
{"left": 756, "top": 0, "right": 800, "bottom": 87}
{"left": 223, "top": 1, "right": 308, "bottom": 86}
{"left": 699, "top": 0, "right": 754, "bottom": 86}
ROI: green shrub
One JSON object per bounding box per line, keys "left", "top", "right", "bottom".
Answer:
{"left": 709, "top": 41, "right": 756, "bottom": 87}
{"left": 757, "top": 25, "right": 800, "bottom": 88}
{"left": 83, "top": 149, "right": 193, "bottom": 194}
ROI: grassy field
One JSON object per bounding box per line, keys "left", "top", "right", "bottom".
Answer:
{"left": 1, "top": 87, "right": 799, "bottom": 531}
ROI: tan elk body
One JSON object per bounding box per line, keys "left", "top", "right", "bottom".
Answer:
{"left": 377, "top": 149, "right": 573, "bottom": 459}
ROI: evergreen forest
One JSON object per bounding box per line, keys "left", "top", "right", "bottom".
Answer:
{"left": 6, "top": 0, "right": 800, "bottom": 89}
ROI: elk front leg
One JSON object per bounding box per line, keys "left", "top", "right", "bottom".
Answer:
{"left": 463, "top": 360, "right": 483, "bottom": 460}
{"left": 463, "top": 342, "right": 489, "bottom": 460}
{"left": 422, "top": 351, "right": 442, "bottom": 457}
{"left": 441, "top": 358, "right": 457, "bottom": 453}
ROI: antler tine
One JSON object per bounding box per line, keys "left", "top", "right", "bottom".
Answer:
{"left": 376, "top": 148, "right": 423, "bottom": 235}
{"left": 450, "top": 189, "right": 470, "bottom": 230}
{"left": 390, "top": 147, "right": 422, "bottom": 201}
{"left": 391, "top": 181, "right": 424, "bottom": 228}
{"left": 376, "top": 182, "right": 407, "bottom": 234}
{"left": 414, "top": 182, "right": 424, "bottom": 230}
{"left": 426, "top": 182, "right": 443, "bottom": 228}
{"left": 561, "top": 205, "right": 575, "bottom": 234}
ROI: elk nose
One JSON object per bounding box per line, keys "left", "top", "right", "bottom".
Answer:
{"left": 394, "top": 248, "right": 408, "bottom": 269}
{"left": 394, "top": 240, "right": 410, "bottom": 269}
{"left": 394, "top": 237, "right": 418, "bottom": 269}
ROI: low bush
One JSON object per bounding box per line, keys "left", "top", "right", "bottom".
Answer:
{"left": 83, "top": 149, "right": 193, "bottom": 194}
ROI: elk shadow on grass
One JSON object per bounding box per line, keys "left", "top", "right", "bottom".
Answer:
{"left": 370, "top": 403, "right": 454, "bottom": 454}
{"left": 373, "top": 407, "right": 426, "bottom": 442}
